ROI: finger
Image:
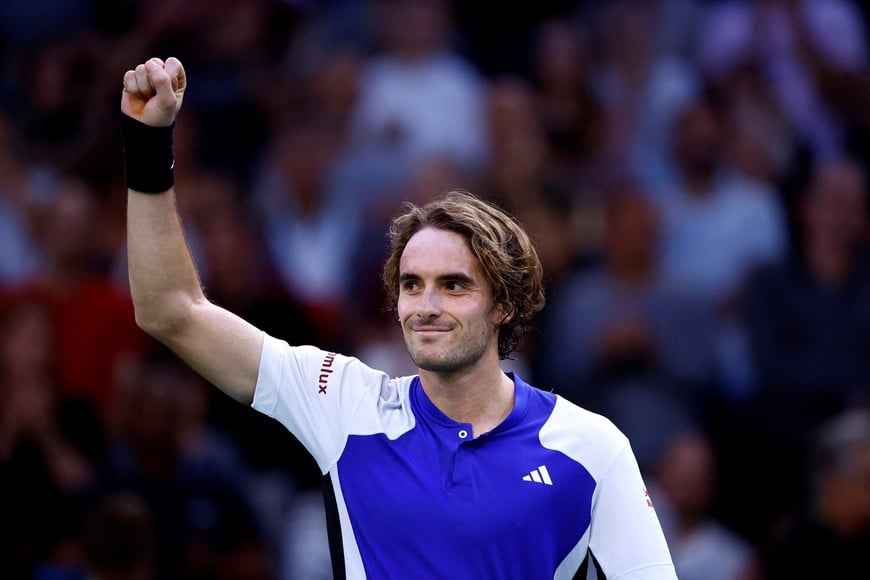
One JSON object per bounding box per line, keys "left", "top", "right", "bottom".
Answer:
{"left": 145, "top": 60, "right": 177, "bottom": 115}
{"left": 134, "top": 64, "right": 154, "bottom": 97}
{"left": 164, "top": 57, "right": 187, "bottom": 93}
{"left": 123, "top": 70, "right": 138, "bottom": 94}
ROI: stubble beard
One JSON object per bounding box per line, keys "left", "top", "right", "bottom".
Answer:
{"left": 405, "top": 323, "right": 495, "bottom": 374}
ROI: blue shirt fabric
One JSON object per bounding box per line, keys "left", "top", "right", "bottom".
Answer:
{"left": 252, "top": 335, "right": 675, "bottom": 579}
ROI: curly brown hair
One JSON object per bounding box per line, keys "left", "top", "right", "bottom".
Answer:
{"left": 382, "top": 190, "right": 545, "bottom": 360}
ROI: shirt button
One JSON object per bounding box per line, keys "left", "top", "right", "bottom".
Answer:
{"left": 458, "top": 429, "right": 468, "bottom": 439}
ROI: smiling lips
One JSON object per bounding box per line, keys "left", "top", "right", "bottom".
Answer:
{"left": 410, "top": 324, "right": 452, "bottom": 333}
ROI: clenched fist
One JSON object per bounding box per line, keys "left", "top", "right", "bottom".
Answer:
{"left": 121, "top": 57, "right": 186, "bottom": 127}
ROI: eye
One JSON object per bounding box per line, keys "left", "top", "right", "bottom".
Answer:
{"left": 444, "top": 280, "right": 466, "bottom": 292}
{"left": 401, "top": 279, "right": 421, "bottom": 292}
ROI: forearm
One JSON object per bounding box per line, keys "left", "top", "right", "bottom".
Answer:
{"left": 127, "top": 187, "right": 205, "bottom": 339}
{"left": 121, "top": 57, "right": 263, "bottom": 404}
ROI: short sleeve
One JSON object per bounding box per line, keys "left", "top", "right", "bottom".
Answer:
{"left": 251, "top": 334, "right": 390, "bottom": 473}
{"left": 588, "top": 442, "right": 676, "bottom": 579}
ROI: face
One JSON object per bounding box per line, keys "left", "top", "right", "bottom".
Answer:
{"left": 827, "top": 445, "right": 870, "bottom": 534}
{"left": 804, "top": 163, "right": 867, "bottom": 248}
{"left": 397, "top": 227, "right": 502, "bottom": 374}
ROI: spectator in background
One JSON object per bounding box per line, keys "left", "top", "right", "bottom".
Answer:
{"left": 715, "top": 61, "right": 796, "bottom": 191}
{"left": 101, "top": 356, "right": 268, "bottom": 579}
{"left": 250, "top": 117, "right": 360, "bottom": 348}
{"left": 195, "top": 196, "right": 322, "bottom": 500}
{"left": 198, "top": 197, "right": 313, "bottom": 354}
{"left": 0, "top": 113, "right": 45, "bottom": 286}
{"left": 17, "top": 42, "right": 104, "bottom": 169}
{"left": 592, "top": 1, "right": 699, "bottom": 188}
{"left": 764, "top": 407, "right": 870, "bottom": 578}
{"left": 136, "top": 0, "right": 290, "bottom": 180}
{"left": 536, "top": 188, "right": 712, "bottom": 469}
{"left": 0, "top": 0, "right": 94, "bottom": 54}
{"left": 0, "top": 300, "right": 95, "bottom": 578}
{"left": 527, "top": 17, "right": 619, "bottom": 258}
{"left": 697, "top": 0, "right": 868, "bottom": 162}
{"left": 724, "top": 157, "right": 870, "bottom": 547}
{"left": 346, "top": 0, "right": 489, "bottom": 182}
{"left": 649, "top": 93, "right": 786, "bottom": 402}
{"left": 478, "top": 77, "right": 580, "bottom": 287}
{"left": 651, "top": 431, "right": 759, "bottom": 580}
{"left": 530, "top": 18, "right": 603, "bottom": 174}
{"left": 80, "top": 492, "right": 157, "bottom": 580}
{"left": 747, "top": 158, "right": 870, "bottom": 442}
{"left": 653, "top": 95, "right": 788, "bottom": 310}
{"left": 1, "top": 176, "right": 147, "bottom": 418}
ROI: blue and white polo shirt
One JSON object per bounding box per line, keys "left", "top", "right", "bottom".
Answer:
{"left": 252, "top": 334, "right": 676, "bottom": 579}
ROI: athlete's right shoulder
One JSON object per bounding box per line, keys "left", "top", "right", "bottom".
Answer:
{"left": 252, "top": 335, "right": 409, "bottom": 472}
{"left": 257, "top": 334, "right": 390, "bottom": 400}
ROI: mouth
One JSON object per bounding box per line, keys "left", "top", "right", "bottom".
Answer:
{"left": 409, "top": 324, "right": 452, "bottom": 335}
{"left": 412, "top": 327, "right": 450, "bottom": 333}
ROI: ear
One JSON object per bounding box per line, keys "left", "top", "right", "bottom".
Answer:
{"left": 492, "top": 302, "right": 515, "bottom": 327}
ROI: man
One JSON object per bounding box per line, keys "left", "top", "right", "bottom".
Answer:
{"left": 121, "top": 57, "right": 675, "bottom": 579}
{"left": 764, "top": 408, "right": 870, "bottom": 578}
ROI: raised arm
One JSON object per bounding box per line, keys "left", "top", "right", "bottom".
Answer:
{"left": 123, "top": 57, "right": 262, "bottom": 404}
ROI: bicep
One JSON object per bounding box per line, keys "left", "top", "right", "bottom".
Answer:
{"left": 159, "top": 299, "right": 264, "bottom": 404}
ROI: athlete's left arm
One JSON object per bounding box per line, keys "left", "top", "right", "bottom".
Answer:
{"left": 586, "top": 442, "right": 677, "bottom": 579}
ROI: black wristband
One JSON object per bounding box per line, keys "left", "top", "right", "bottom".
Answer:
{"left": 121, "top": 114, "right": 175, "bottom": 194}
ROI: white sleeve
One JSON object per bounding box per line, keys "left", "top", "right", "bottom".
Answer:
{"left": 588, "top": 442, "right": 676, "bottom": 579}
{"left": 250, "top": 333, "right": 389, "bottom": 473}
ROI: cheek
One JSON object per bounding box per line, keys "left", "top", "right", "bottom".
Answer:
{"left": 397, "top": 296, "right": 413, "bottom": 321}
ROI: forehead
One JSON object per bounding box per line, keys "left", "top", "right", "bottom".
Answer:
{"left": 400, "top": 227, "right": 481, "bottom": 277}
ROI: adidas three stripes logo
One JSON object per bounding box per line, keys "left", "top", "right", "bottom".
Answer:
{"left": 522, "top": 465, "right": 553, "bottom": 486}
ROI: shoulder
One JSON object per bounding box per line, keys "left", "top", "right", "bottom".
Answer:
{"left": 257, "top": 335, "right": 407, "bottom": 403}
{"left": 538, "top": 394, "right": 629, "bottom": 481}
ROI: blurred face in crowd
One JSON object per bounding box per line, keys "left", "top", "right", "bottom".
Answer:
{"left": 605, "top": 4, "right": 652, "bottom": 75}
{"left": 606, "top": 192, "right": 659, "bottom": 274}
{"left": 41, "top": 177, "right": 98, "bottom": 267}
{"left": 0, "top": 304, "right": 53, "bottom": 379}
{"left": 397, "top": 227, "right": 502, "bottom": 374}
{"left": 312, "top": 49, "right": 362, "bottom": 120}
{"left": 277, "top": 122, "right": 339, "bottom": 210}
{"left": 821, "top": 443, "right": 870, "bottom": 536}
{"left": 534, "top": 19, "right": 587, "bottom": 93}
{"left": 380, "top": 0, "right": 449, "bottom": 59}
{"left": 673, "top": 101, "right": 722, "bottom": 184}
{"left": 802, "top": 160, "right": 868, "bottom": 251}
{"left": 656, "top": 433, "right": 717, "bottom": 525}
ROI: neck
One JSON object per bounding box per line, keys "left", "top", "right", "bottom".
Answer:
{"left": 419, "top": 357, "right": 515, "bottom": 437}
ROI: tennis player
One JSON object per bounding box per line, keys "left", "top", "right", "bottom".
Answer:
{"left": 122, "top": 56, "right": 676, "bottom": 579}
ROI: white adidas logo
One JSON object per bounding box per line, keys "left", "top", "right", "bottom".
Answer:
{"left": 522, "top": 465, "right": 553, "bottom": 486}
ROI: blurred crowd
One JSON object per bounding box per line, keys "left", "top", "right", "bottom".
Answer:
{"left": 0, "top": 0, "right": 869, "bottom": 578}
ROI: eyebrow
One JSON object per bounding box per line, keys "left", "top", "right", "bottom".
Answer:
{"left": 399, "top": 272, "right": 476, "bottom": 285}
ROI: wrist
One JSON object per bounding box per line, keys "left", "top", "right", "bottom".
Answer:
{"left": 121, "top": 114, "right": 175, "bottom": 194}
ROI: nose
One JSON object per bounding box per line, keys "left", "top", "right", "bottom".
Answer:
{"left": 418, "top": 287, "right": 442, "bottom": 318}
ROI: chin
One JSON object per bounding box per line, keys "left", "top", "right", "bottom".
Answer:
{"left": 415, "top": 359, "right": 466, "bottom": 374}
{"left": 411, "top": 349, "right": 479, "bottom": 375}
